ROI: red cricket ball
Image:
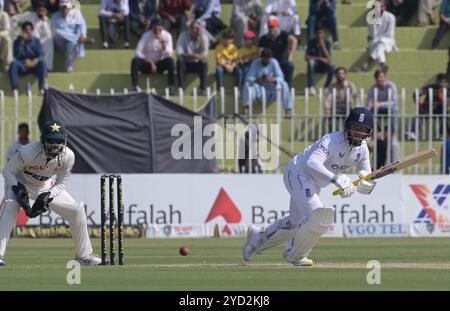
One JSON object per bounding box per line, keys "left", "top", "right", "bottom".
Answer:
{"left": 179, "top": 246, "right": 190, "bottom": 256}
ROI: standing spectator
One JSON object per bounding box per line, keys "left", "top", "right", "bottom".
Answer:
{"left": 231, "top": 0, "right": 262, "bottom": 46}
{"left": 159, "top": 0, "right": 192, "bottom": 39}
{"left": 260, "top": 0, "right": 301, "bottom": 40}
{"left": 442, "top": 120, "right": 450, "bottom": 173}
{"left": 8, "top": 21, "right": 47, "bottom": 95}
{"left": 368, "top": 125, "right": 401, "bottom": 169}
{"left": 238, "top": 123, "right": 262, "bottom": 173}
{"left": 193, "top": 0, "right": 226, "bottom": 37}
{"left": 176, "top": 19, "right": 209, "bottom": 94}
{"left": 52, "top": 0, "right": 89, "bottom": 73}
{"left": 307, "top": 0, "right": 340, "bottom": 50}
{"left": 324, "top": 67, "right": 359, "bottom": 118}
{"left": 357, "top": 0, "right": 397, "bottom": 72}
{"left": 407, "top": 73, "right": 450, "bottom": 140}
{"left": 431, "top": 0, "right": 450, "bottom": 49}
{"left": 99, "top": 0, "right": 130, "bottom": 49}
{"left": 11, "top": 1, "right": 54, "bottom": 71}
{"left": 237, "top": 31, "right": 259, "bottom": 89}
{"left": 447, "top": 48, "right": 450, "bottom": 81}
{"left": 7, "top": 122, "right": 30, "bottom": 161}
{"left": 386, "top": 0, "right": 418, "bottom": 26}
{"left": 305, "top": 27, "right": 335, "bottom": 96}
{"left": 259, "top": 17, "right": 297, "bottom": 87}
{"left": 0, "top": 1, "right": 13, "bottom": 72}
{"left": 129, "top": 0, "right": 157, "bottom": 36}
{"left": 131, "top": 19, "right": 175, "bottom": 93}
{"left": 243, "top": 48, "right": 293, "bottom": 116}
{"left": 4, "top": 0, "right": 22, "bottom": 16}
{"left": 367, "top": 69, "right": 398, "bottom": 132}
{"left": 418, "top": 0, "right": 440, "bottom": 26}
{"left": 32, "top": 0, "right": 60, "bottom": 13}
{"left": 215, "top": 28, "right": 240, "bottom": 89}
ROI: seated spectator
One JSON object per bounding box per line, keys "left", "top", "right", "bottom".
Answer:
{"left": 215, "top": 28, "right": 240, "bottom": 89}
{"left": 431, "top": 0, "right": 450, "bottom": 49}
{"left": 357, "top": 0, "right": 397, "bottom": 72}
{"left": 386, "top": 0, "right": 418, "bottom": 26}
{"left": 176, "top": 19, "right": 209, "bottom": 94}
{"left": 307, "top": 0, "right": 340, "bottom": 50}
{"left": 99, "top": 0, "right": 130, "bottom": 49}
{"left": 259, "top": 17, "right": 297, "bottom": 87}
{"left": 4, "top": 0, "right": 22, "bottom": 16}
{"left": 131, "top": 19, "right": 175, "bottom": 93}
{"left": 129, "top": 0, "right": 157, "bottom": 36}
{"left": 159, "top": 0, "right": 192, "bottom": 39}
{"left": 193, "top": 0, "right": 226, "bottom": 37}
{"left": 243, "top": 48, "right": 292, "bottom": 116}
{"left": 260, "top": 0, "right": 301, "bottom": 39}
{"left": 407, "top": 73, "right": 450, "bottom": 140}
{"left": 52, "top": 0, "right": 89, "bottom": 72}
{"left": 12, "top": 1, "right": 54, "bottom": 71}
{"left": 418, "top": 0, "right": 439, "bottom": 26}
{"left": 231, "top": 0, "right": 262, "bottom": 46}
{"left": 8, "top": 21, "right": 47, "bottom": 95}
{"left": 7, "top": 122, "right": 30, "bottom": 161}
{"left": 324, "top": 67, "right": 359, "bottom": 117}
{"left": 367, "top": 68, "right": 398, "bottom": 132}
{"left": 32, "top": 0, "right": 59, "bottom": 13}
{"left": 305, "top": 27, "right": 335, "bottom": 96}
{"left": 0, "top": 1, "right": 13, "bottom": 72}
{"left": 237, "top": 31, "right": 259, "bottom": 89}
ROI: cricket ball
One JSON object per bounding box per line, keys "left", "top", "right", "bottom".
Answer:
{"left": 179, "top": 246, "right": 190, "bottom": 256}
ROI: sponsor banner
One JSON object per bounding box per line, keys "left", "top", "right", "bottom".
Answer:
{"left": 146, "top": 225, "right": 208, "bottom": 238}
{"left": 343, "top": 223, "right": 410, "bottom": 237}
{"left": 12, "top": 225, "right": 144, "bottom": 238}
{"left": 410, "top": 223, "right": 450, "bottom": 237}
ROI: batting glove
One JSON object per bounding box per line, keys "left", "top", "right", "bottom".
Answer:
{"left": 356, "top": 170, "right": 376, "bottom": 195}
{"left": 332, "top": 174, "right": 356, "bottom": 198}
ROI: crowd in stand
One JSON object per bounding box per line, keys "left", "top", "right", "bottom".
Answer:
{"left": 0, "top": 0, "right": 449, "bottom": 119}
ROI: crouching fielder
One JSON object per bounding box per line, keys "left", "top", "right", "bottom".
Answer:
{"left": 243, "top": 107, "right": 376, "bottom": 266}
{"left": 0, "top": 120, "right": 102, "bottom": 266}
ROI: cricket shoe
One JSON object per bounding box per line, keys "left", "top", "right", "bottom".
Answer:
{"left": 0, "top": 257, "right": 6, "bottom": 267}
{"left": 75, "top": 253, "right": 106, "bottom": 266}
{"left": 286, "top": 257, "right": 314, "bottom": 267}
{"left": 242, "top": 225, "right": 261, "bottom": 262}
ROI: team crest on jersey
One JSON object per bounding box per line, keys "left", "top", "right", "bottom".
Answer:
{"left": 305, "top": 188, "right": 311, "bottom": 198}
{"left": 355, "top": 153, "right": 361, "bottom": 162}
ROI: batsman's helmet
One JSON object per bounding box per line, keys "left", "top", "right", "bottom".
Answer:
{"left": 344, "top": 107, "right": 373, "bottom": 146}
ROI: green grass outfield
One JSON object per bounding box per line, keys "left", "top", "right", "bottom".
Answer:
{"left": 1, "top": 237, "right": 450, "bottom": 291}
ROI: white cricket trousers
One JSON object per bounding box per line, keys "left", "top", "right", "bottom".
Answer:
{"left": 0, "top": 186, "right": 93, "bottom": 259}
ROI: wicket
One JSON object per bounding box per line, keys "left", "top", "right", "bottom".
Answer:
{"left": 100, "top": 174, "right": 124, "bottom": 265}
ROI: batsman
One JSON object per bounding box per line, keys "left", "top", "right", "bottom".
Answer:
{"left": 243, "top": 107, "right": 376, "bottom": 266}
{"left": 0, "top": 120, "right": 102, "bottom": 266}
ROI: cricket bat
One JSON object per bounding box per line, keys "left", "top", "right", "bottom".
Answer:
{"left": 332, "top": 149, "right": 437, "bottom": 196}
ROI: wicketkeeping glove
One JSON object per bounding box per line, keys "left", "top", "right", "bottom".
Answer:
{"left": 356, "top": 170, "right": 376, "bottom": 195}
{"left": 11, "top": 182, "right": 32, "bottom": 217}
{"left": 29, "top": 192, "right": 53, "bottom": 218}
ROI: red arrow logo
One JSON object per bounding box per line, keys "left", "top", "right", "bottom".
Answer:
{"left": 205, "top": 188, "right": 242, "bottom": 225}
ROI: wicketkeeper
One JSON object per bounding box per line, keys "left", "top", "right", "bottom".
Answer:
{"left": 0, "top": 120, "right": 102, "bottom": 266}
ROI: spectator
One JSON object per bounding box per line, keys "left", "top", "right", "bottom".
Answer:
{"left": 431, "top": 0, "right": 450, "bottom": 49}
{"left": 52, "top": 0, "right": 89, "bottom": 73}
{"left": 32, "top": 0, "right": 60, "bottom": 13}
{"left": 231, "top": 0, "right": 262, "bottom": 46}
{"left": 442, "top": 119, "right": 450, "bottom": 173}
{"left": 176, "top": 19, "right": 209, "bottom": 94}
{"left": 259, "top": 17, "right": 297, "bottom": 87}
{"left": 407, "top": 73, "right": 450, "bottom": 140}
{"left": 129, "top": 0, "right": 157, "bottom": 36}
{"left": 307, "top": 0, "right": 340, "bottom": 50}
{"left": 99, "top": 0, "right": 130, "bottom": 49}
{"left": 193, "top": 0, "right": 226, "bottom": 37}
{"left": 368, "top": 125, "right": 401, "bottom": 169}
{"left": 159, "top": 0, "right": 192, "bottom": 39}
{"left": 8, "top": 21, "right": 47, "bottom": 95}
{"left": 367, "top": 69, "right": 398, "bottom": 132}
{"left": 11, "top": 1, "right": 54, "bottom": 71}
{"left": 4, "top": 0, "right": 23, "bottom": 16}
{"left": 386, "top": 0, "right": 418, "bottom": 26}
{"left": 357, "top": 0, "right": 397, "bottom": 72}
{"left": 7, "top": 122, "right": 30, "bottom": 161}
{"left": 447, "top": 48, "right": 450, "bottom": 81}
{"left": 131, "top": 19, "right": 175, "bottom": 93}
{"left": 242, "top": 48, "right": 293, "bottom": 116}
{"left": 237, "top": 31, "right": 259, "bottom": 89}
{"left": 0, "top": 1, "right": 13, "bottom": 72}
{"left": 215, "top": 28, "right": 240, "bottom": 89}
{"left": 238, "top": 123, "right": 262, "bottom": 173}
{"left": 418, "top": 0, "right": 440, "bottom": 26}
{"left": 260, "top": 0, "right": 301, "bottom": 40}
{"left": 305, "top": 27, "right": 335, "bottom": 96}
{"left": 324, "top": 67, "right": 359, "bottom": 117}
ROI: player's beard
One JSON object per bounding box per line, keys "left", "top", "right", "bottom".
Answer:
{"left": 345, "top": 129, "right": 370, "bottom": 147}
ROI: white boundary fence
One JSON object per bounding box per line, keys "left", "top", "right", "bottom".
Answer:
{"left": 0, "top": 86, "right": 448, "bottom": 174}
